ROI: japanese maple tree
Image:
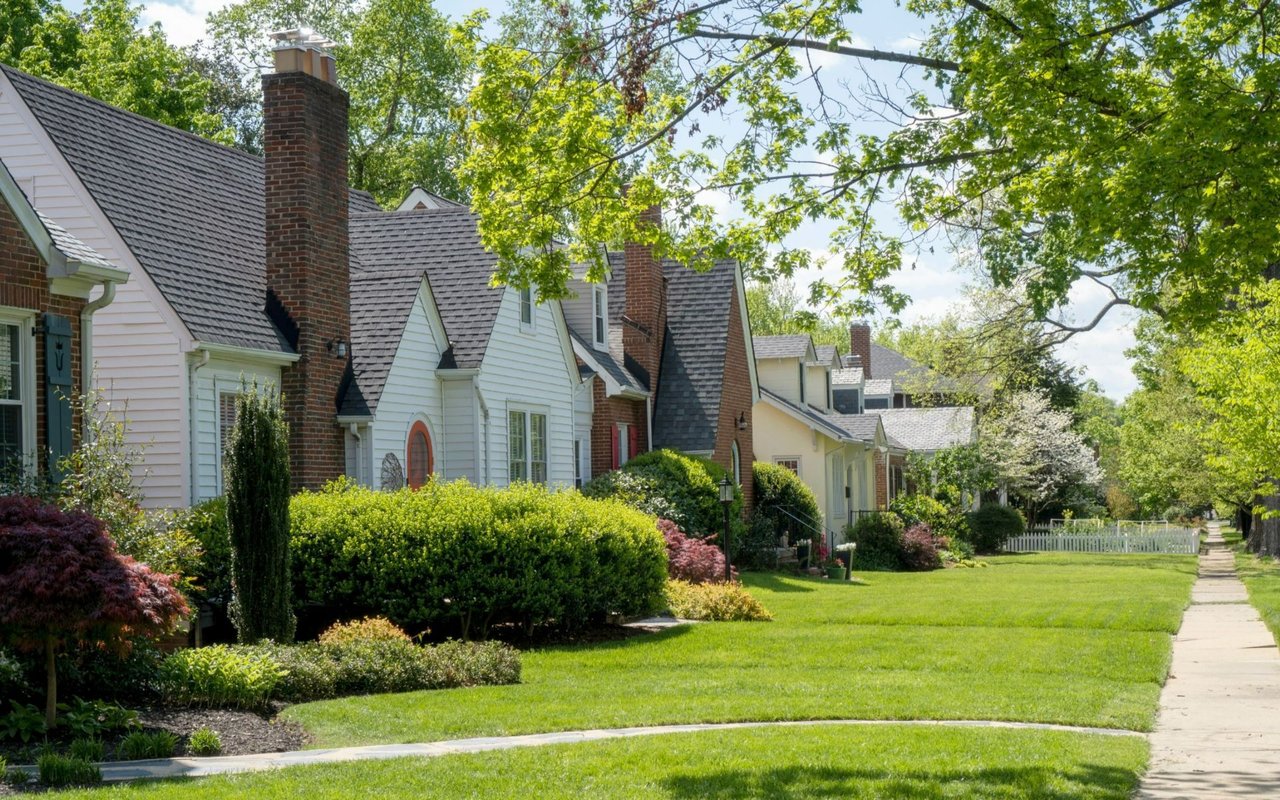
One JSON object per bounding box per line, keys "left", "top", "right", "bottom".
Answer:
{"left": 0, "top": 496, "right": 188, "bottom": 727}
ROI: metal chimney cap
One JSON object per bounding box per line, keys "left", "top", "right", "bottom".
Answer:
{"left": 268, "top": 28, "right": 336, "bottom": 52}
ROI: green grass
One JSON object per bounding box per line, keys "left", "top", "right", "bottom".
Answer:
{"left": 285, "top": 553, "right": 1196, "bottom": 747}
{"left": 42, "top": 725, "right": 1148, "bottom": 800}
{"left": 1232, "top": 543, "right": 1280, "bottom": 643}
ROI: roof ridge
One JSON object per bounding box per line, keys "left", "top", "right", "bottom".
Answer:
{"left": 3, "top": 64, "right": 264, "bottom": 167}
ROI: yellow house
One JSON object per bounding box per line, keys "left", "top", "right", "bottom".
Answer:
{"left": 752, "top": 335, "right": 891, "bottom": 542}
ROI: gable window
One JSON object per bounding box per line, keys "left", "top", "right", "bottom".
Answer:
{"left": 775, "top": 457, "right": 800, "bottom": 475}
{"left": 406, "top": 421, "right": 434, "bottom": 489}
{"left": 0, "top": 320, "right": 33, "bottom": 472}
{"left": 592, "top": 287, "right": 607, "bottom": 347}
{"left": 508, "top": 409, "right": 549, "bottom": 484}
{"left": 731, "top": 440, "right": 741, "bottom": 486}
{"left": 519, "top": 287, "right": 534, "bottom": 328}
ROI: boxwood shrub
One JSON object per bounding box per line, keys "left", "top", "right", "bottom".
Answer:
{"left": 752, "top": 462, "right": 822, "bottom": 546}
{"left": 847, "top": 512, "right": 906, "bottom": 571}
{"left": 290, "top": 481, "right": 666, "bottom": 637}
{"left": 583, "top": 449, "right": 743, "bottom": 538}
{"left": 965, "top": 505, "right": 1026, "bottom": 554}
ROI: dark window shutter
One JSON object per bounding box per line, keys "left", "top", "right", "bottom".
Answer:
{"left": 43, "top": 313, "right": 73, "bottom": 483}
{"left": 628, "top": 424, "right": 639, "bottom": 460}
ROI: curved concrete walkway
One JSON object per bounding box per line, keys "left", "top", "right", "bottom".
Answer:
{"left": 60, "top": 718, "right": 1142, "bottom": 783}
{"left": 1137, "top": 523, "right": 1280, "bottom": 799}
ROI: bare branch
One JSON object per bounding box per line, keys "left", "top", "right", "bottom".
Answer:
{"left": 691, "top": 28, "right": 961, "bottom": 72}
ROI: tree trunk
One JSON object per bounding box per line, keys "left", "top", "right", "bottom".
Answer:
{"left": 44, "top": 636, "right": 57, "bottom": 730}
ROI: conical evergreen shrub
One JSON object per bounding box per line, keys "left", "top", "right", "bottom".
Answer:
{"left": 225, "top": 382, "right": 295, "bottom": 643}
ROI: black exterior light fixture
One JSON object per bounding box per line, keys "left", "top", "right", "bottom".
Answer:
{"left": 719, "top": 476, "right": 735, "bottom": 583}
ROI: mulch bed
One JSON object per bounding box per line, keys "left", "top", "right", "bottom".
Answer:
{"left": 0, "top": 705, "right": 307, "bottom": 793}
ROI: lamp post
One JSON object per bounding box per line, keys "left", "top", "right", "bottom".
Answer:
{"left": 719, "top": 476, "right": 734, "bottom": 583}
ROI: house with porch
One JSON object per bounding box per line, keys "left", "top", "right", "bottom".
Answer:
{"left": 0, "top": 35, "right": 581, "bottom": 507}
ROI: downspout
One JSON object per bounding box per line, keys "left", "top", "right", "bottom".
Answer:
{"left": 79, "top": 281, "right": 117, "bottom": 397}
{"left": 187, "top": 348, "right": 210, "bottom": 504}
{"left": 347, "top": 422, "right": 363, "bottom": 485}
{"left": 878, "top": 444, "right": 890, "bottom": 510}
{"left": 475, "top": 383, "right": 490, "bottom": 485}
{"left": 645, "top": 394, "right": 654, "bottom": 454}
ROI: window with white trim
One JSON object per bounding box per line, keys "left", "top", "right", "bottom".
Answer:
{"left": 617, "top": 422, "right": 630, "bottom": 465}
{"left": 592, "top": 286, "right": 607, "bottom": 347}
{"left": 774, "top": 457, "right": 800, "bottom": 475}
{"left": 0, "top": 321, "right": 31, "bottom": 470}
{"left": 573, "top": 438, "right": 584, "bottom": 488}
{"left": 508, "top": 409, "right": 549, "bottom": 484}
{"left": 731, "top": 440, "right": 741, "bottom": 485}
{"left": 519, "top": 287, "right": 534, "bottom": 328}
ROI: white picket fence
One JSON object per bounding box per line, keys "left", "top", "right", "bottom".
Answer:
{"left": 1006, "top": 526, "right": 1200, "bottom": 555}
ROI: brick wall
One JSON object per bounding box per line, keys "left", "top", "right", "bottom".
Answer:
{"left": 872, "top": 450, "right": 908, "bottom": 509}
{"left": 849, "top": 322, "right": 871, "bottom": 378}
{"left": 711, "top": 280, "right": 754, "bottom": 516}
{"left": 263, "top": 69, "right": 351, "bottom": 491}
{"left": 588, "top": 376, "right": 648, "bottom": 476}
{"left": 0, "top": 197, "right": 86, "bottom": 473}
{"left": 623, "top": 205, "right": 666, "bottom": 394}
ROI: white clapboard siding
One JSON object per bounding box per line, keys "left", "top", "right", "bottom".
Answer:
{"left": 441, "top": 379, "right": 477, "bottom": 482}
{"left": 1005, "top": 529, "right": 1199, "bottom": 555}
{"left": 478, "top": 289, "right": 577, "bottom": 487}
{"left": 190, "top": 357, "right": 281, "bottom": 503}
{"left": 0, "top": 78, "right": 190, "bottom": 508}
{"left": 369, "top": 284, "right": 445, "bottom": 488}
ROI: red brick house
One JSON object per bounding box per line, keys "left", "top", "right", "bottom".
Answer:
{"left": 562, "top": 207, "right": 760, "bottom": 512}
{"left": 0, "top": 159, "right": 127, "bottom": 483}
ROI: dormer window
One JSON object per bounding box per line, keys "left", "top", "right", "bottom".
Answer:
{"left": 593, "top": 286, "right": 607, "bottom": 347}
{"left": 519, "top": 287, "right": 534, "bottom": 329}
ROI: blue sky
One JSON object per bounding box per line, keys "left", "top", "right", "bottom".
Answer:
{"left": 129, "top": 0, "right": 1139, "bottom": 398}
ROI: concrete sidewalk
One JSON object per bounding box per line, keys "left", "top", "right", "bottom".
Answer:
{"left": 1137, "top": 523, "right": 1280, "bottom": 798}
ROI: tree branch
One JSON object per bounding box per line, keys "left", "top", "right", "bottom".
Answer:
{"left": 691, "top": 28, "right": 961, "bottom": 72}
{"left": 1085, "top": 0, "right": 1195, "bottom": 39}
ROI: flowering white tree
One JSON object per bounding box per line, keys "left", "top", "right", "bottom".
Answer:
{"left": 980, "top": 391, "right": 1102, "bottom": 520}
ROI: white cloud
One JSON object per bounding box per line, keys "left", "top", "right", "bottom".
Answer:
{"left": 140, "top": 0, "right": 228, "bottom": 47}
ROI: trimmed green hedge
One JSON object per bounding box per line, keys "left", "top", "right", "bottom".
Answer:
{"left": 583, "top": 449, "right": 743, "bottom": 538}
{"left": 752, "top": 462, "right": 822, "bottom": 546}
{"left": 290, "top": 481, "right": 666, "bottom": 637}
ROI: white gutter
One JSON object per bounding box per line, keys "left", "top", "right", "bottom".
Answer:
{"left": 187, "top": 349, "right": 210, "bottom": 503}
{"left": 79, "top": 280, "right": 117, "bottom": 397}
{"left": 192, "top": 340, "right": 300, "bottom": 366}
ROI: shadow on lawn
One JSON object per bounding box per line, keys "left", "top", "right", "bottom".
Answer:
{"left": 661, "top": 763, "right": 1139, "bottom": 799}
{"left": 742, "top": 573, "right": 818, "bottom": 593}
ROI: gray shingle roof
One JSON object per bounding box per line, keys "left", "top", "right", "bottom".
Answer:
{"left": 753, "top": 334, "right": 813, "bottom": 359}
{"left": 569, "top": 329, "right": 643, "bottom": 392}
{"left": 832, "top": 366, "right": 863, "bottom": 386}
{"left": 877, "top": 407, "right": 976, "bottom": 452}
{"left": 35, "top": 210, "right": 117, "bottom": 270}
{"left": 813, "top": 344, "right": 839, "bottom": 365}
{"left": 864, "top": 378, "right": 894, "bottom": 396}
{"left": 349, "top": 208, "right": 505, "bottom": 371}
{"left": 828, "top": 413, "right": 882, "bottom": 443}
{"left": 652, "top": 258, "right": 739, "bottom": 453}
{"left": 6, "top": 65, "right": 378, "bottom": 353}
{"left": 340, "top": 268, "right": 424, "bottom": 416}
{"left": 869, "top": 341, "right": 921, "bottom": 380}
{"left": 605, "top": 251, "right": 627, "bottom": 322}
{"left": 760, "top": 387, "right": 851, "bottom": 442}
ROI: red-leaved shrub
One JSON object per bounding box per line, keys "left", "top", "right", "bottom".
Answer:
{"left": 0, "top": 496, "right": 188, "bottom": 727}
{"left": 659, "top": 519, "right": 735, "bottom": 583}
{"left": 901, "top": 523, "right": 943, "bottom": 572}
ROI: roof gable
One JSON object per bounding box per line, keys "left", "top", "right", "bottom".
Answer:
{"left": 753, "top": 334, "right": 815, "bottom": 360}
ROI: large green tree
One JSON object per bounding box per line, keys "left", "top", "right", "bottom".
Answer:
{"left": 745, "top": 279, "right": 850, "bottom": 349}
{"left": 205, "top": 0, "right": 471, "bottom": 204}
{"left": 459, "top": 0, "right": 1280, "bottom": 327}
{"left": 4, "top": 0, "right": 232, "bottom": 141}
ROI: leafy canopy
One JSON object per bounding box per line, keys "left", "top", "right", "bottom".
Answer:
{"left": 460, "top": 0, "right": 1280, "bottom": 324}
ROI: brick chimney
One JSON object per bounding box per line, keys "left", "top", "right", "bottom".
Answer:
{"left": 622, "top": 204, "right": 667, "bottom": 398}
{"left": 849, "top": 322, "right": 871, "bottom": 378}
{"left": 263, "top": 30, "right": 350, "bottom": 490}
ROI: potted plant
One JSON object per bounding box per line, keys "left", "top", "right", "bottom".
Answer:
{"left": 823, "top": 558, "right": 845, "bottom": 580}
{"left": 835, "top": 542, "right": 857, "bottom": 580}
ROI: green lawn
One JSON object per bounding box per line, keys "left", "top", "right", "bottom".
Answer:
{"left": 46, "top": 725, "right": 1148, "bottom": 800}
{"left": 285, "top": 553, "right": 1196, "bottom": 747}
{"left": 1231, "top": 541, "right": 1280, "bottom": 643}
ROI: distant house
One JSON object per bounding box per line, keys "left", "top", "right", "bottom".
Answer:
{"left": 751, "top": 334, "right": 887, "bottom": 537}
{"left": 0, "top": 36, "right": 580, "bottom": 507}
{"left": 0, "top": 160, "right": 127, "bottom": 482}
{"left": 561, "top": 206, "right": 760, "bottom": 510}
